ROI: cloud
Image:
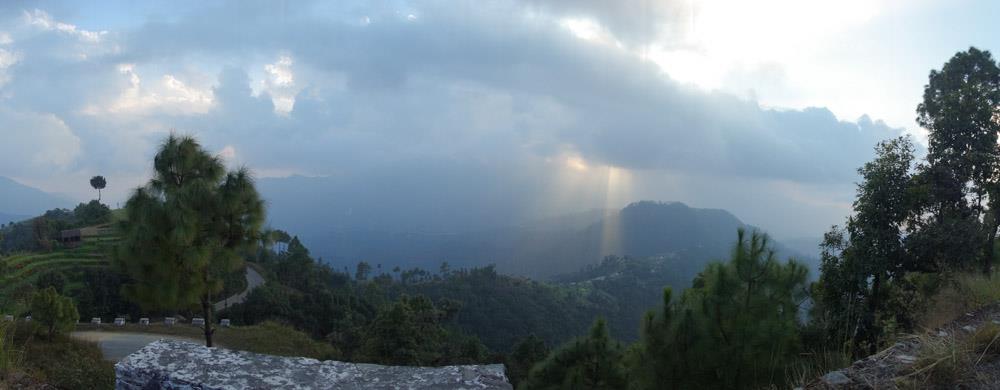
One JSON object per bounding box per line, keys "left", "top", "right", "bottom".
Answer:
{"left": 24, "top": 9, "right": 107, "bottom": 43}
{"left": 0, "top": 1, "right": 907, "bottom": 238}
{"left": 0, "top": 108, "right": 81, "bottom": 173}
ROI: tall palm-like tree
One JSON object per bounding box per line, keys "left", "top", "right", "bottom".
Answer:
{"left": 116, "top": 135, "right": 264, "bottom": 347}
{"left": 89, "top": 176, "right": 107, "bottom": 202}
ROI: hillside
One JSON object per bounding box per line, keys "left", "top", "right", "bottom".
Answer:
{"left": 0, "top": 229, "right": 116, "bottom": 313}
{"left": 0, "top": 176, "right": 70, "bottom": 216}
{"left": 269, "top": 200, "right": 817, "bottom": 279}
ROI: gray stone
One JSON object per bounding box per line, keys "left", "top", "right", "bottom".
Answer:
{"left": 964, "top": 325, "right": 977, "bottom": 332}
{"left": 821, "top": 370, "right": 852, "bottom": 386}
{"left": 115, "top": 339, "right": 512, "bottom": 389}
{"left": 937, "top": 330, "right": 949, "bottom": 337}
{"left": 896, "top": 354, "right": 916, "bottom": 364}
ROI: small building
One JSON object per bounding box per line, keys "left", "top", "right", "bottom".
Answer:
{"left": 59, "top": 223, "right": 113, "bottom": 247}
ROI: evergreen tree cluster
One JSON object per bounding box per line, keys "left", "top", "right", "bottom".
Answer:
{"left": 522, "top": 229, "right": 808, "bottom": 389}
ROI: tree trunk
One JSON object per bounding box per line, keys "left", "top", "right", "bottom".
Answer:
{"left": 98, "top": 188, "right": 101, "bottom": 202}
{"left": 986, "top": 217, "right": 998, "bottom": 275}
{"left": 866, "top": 273, "right": 883, "bottom": 355}
{"left": 201, "top": 295, "right": 214, "bottom": 348}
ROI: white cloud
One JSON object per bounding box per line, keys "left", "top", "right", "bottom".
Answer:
{"left": 82, "top": 64, "right": 214, "bottom": 116}
{"left": 0, "top": 48, "right": 21, "bottom": 88}
{"left": 260, "top": 55, "right": 298, "bottom": 114}
{"left": 0, "top": 109, "right": 81, "bottom": 172}
{"left": 24, "top": 9, "right": 107, "bottom": 43}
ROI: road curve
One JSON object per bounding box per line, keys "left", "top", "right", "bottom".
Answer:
{"left": 214, "top": 266, "right": 265, "bottom": 312}
{"left": 71, "top": 331, "right": 202, "bottom": 361}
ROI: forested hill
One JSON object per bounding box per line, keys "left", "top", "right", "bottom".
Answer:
{"left": 261, "top": 198, "right": 816, "bottom": 279}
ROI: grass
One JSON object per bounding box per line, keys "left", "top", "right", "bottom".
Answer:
{"left": 897, "top": 323, "right": 1000, "bottom": 388}
{"left": 786, "top": 349, "right": 852, "bottom": 388}
{"left": 1, "top": 322, "right": 113, "bottom": 390}
{"left": 75, "top": 320, "right": 339, "bottom": 360}
{"left": 0, "top": 321, "right": 22, "bottom": 380}
{"left": 920, "top": 271, "right": 1000, "bottom": 331}
{"left": 0, "top": 236, "right": 115, "bottom": 305}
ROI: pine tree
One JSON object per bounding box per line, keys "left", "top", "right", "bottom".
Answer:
{"left": 31, "top": 286, "right": 79, "bottom": 339}
{"left": 523, "top": 318, "right": 627, "bottom": 390}
{"left": 116, "top": 135, "right": 264, "bottom": 347}
{"left": 627, "top": 229, "right": 808, "bottom": 389}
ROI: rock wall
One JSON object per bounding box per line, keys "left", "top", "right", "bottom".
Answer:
{"left": 115, "top": 339, "right": 512, "bottom": 389}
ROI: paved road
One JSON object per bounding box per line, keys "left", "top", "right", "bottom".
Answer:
{"left": 214, "top": 266, "right": 265, "bottom": 312}
{"left": 71, "top": 331, "right": 202, "bottom": 361}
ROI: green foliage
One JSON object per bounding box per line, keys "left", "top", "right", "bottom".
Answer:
{"left": 356, "top": 261, "right": 372, "bottom": 281}
{"left": 0, "top": 204, "right": 110, "bottom": 254}
{"left": 627, "top": 229, "right": 808, "bottom": 389}
{"left": 812, "top": 137, "right": 917, "bottom": 355}
{"left": 505, "top": 334, "right": 550, "bottom": 388}
{"left": 30, "top": 287, "right": 78, "bottom": 339}
{"left": 522, "top": 318, "right": 627, "bottom": 390}
{"left": 357, "top": 294, "right": 487, "bottom": 365}
{"left": 0, "top": 321, "right": 21, "bottom": 379}
{"left": 34, "top": 271, "right": 66, "bottom": 295}
{"left": 14, "top": 326, "right": 114, "bottom": 390}
{"left": 913, "top": 47, "right": 1000, "bottom": 273}
{"left": 116, "top": 134, "right": 265, "bottom": 347}
{"left": 72, "top": 200, "right": 111, "bottom": 227}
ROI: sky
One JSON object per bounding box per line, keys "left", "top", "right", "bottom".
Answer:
{"left": 0, "top": 0, "right": 997, "bottom": 239}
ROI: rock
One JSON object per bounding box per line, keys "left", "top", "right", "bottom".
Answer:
{"left": 896, "top": 354, "right": 916, "bottom": 364}
{"left": 963, "top": 325, "right": 977, "bottom": 332}
{"left": 821, "top": 370, "right": 852, "bottom": 386}
{"left": 937, "top": 330, "right": 949, "bottom": 337}
{"left": 115, "top": 339, "right": 513, "bottom": 389}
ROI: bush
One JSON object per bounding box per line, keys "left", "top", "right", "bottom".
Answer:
{"left": 0, "top": 321, "right": 22, "bottom": 379}
{"left": 22, "top": 336, "right": 114, "bottom": 390}
{"left": 31, "top": 287, "right": 79, "bottom": 339}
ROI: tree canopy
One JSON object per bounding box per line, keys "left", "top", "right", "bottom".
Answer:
{"left": 116, "top": 134, "right": 265, "bottom": 347}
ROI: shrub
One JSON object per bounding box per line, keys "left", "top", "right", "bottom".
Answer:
{"left": 30, "top": 287, "right": 79, "bottom": 339}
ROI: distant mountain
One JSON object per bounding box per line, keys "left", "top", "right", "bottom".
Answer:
{"left": 257, "top": 187, "right": 815, "bottom": 279}
{"left": 0, "top": 176, "right": 71, "bottom": 216}
{"left": 0, "top": 212, "right": 30, "bottom": 226}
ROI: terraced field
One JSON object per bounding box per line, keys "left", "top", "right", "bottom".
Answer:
{"left": 0, "top": 234, "right": 117, "bottom": 300}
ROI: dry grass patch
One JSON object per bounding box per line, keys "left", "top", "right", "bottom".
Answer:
{"left": 920, "top": 271, "right": 1000, "bottom": 331}
{"left": 897, "top": 323, "right": 1000, "bottom": 389}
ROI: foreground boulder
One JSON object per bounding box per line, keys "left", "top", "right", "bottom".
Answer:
{"left": 115, "top": 339, "right": 512, "bottom": 389}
